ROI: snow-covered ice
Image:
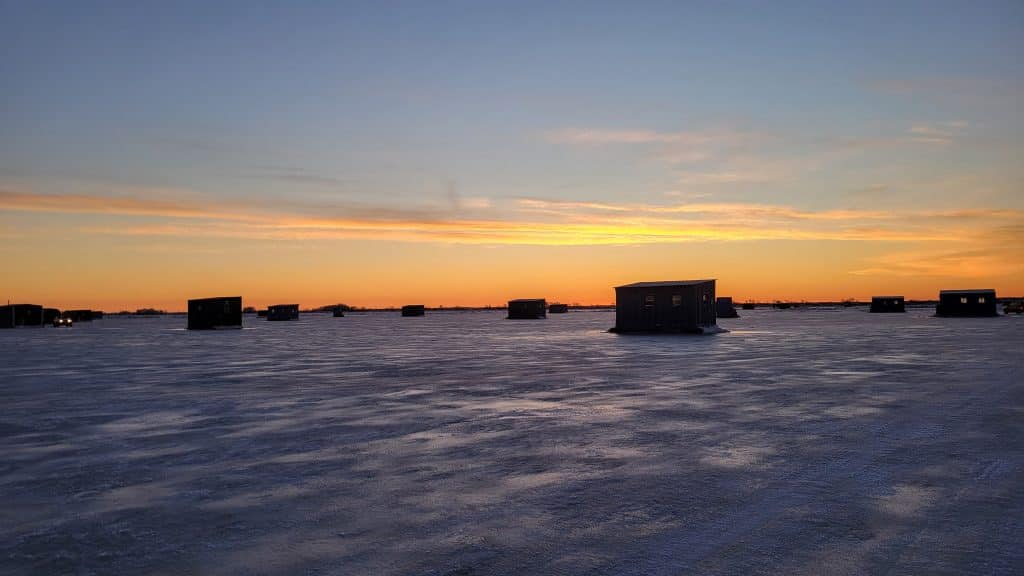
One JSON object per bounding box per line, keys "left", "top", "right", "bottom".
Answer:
{"left": 1, "top": 308, "right": 1022, "bottom": 575}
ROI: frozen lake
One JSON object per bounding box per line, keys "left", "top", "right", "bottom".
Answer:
{"left": 2, "top": 308, "right": 1022, "bottom": 575}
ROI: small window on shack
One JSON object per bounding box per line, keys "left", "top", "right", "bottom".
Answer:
{"left": 961, "top": 297, "right": 968, "bottom": 304}
{"left": 644, "top": 294, "right": 656, "bottom": 308}
{"left": 672, "top": 294, "right": 682, "bottom": 307}
{"left": 979, "top": 296, "right": 986, "bottom": 303}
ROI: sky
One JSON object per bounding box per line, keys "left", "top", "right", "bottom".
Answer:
{"left": 1, "top": 0, "right": 1022, "bottom": 310}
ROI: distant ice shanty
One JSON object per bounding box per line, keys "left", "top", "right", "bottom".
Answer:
{"left": 611, "top": 280, "right": 720, "bottom": 334}
{"left": 716, "top": 296, "right": 739, "bottom": 318}
{"left": 548, "top": 303, "right": 569, "bottom": 314}
{"left": 332, "top": 306, "right": 345, "bottom": 317}
{"left": 508, "top": 299, "right": 546, "bottom": 319}
{"left": 936, "top": 289, "right": 998, "bottom": 317}
{"left": 870, "top": 296, "right": 905, "bottom": 313}
{"left": 43, "top": 308, "right": 61, "bottom": 325}
{"left": 187, "top": 296, "right": 243, "bottom": 330}
{"left": 64, "top": 309, "right": 97, "bottom": 322}
{"left": 0, "top": 304, "right": 44, "bottom": 328}
{"left": 267, "top": 304, "right": 300, "bottom": 321}
{"left": 401, "top": 304, "right": 425, "bottom": 317}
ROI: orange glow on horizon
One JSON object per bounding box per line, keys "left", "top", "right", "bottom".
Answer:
{"left": 2, "top": 188, "right": 1022, "bottom": 311}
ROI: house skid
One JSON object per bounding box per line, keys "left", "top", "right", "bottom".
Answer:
{"left": 267, "top": 304, "right": 300, "bottom": 321}
{"left": 64, "top": 310, "right": 97, "bottom": 322}
{"left": 716, "top": 297, "right": 739, "bottom": 318}
{"left": 187, "top": 297, "right": 243, "bottom": 330}
{"left": 508, "top": 299, "right": 546, "bottom": 319}
{"left": 870, "top": 296, "right": 905, "bottom": 313}
{"left": 611, "top": 280, "right": 722, "bottom": 334}
{"left": 936, "top": 289, "right": 998, "bottom": 317}
{"left": 0, "top": 304, "right": 44, "bottom": 328}
{"left": 548, "top": 303, "right": 569, "bottom": 314}
{"left": 401, "top": 305, "right": 425, "bottom": 317}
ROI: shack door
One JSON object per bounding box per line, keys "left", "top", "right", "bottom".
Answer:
{"left": 642, "top": 293, "right": 657, "bottom": 329}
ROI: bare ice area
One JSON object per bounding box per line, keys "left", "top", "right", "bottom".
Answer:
{"left": 1, "top": 308, "right": 1022, "bottom": 575}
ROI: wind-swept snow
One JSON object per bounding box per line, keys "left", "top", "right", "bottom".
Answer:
{"left": 1, "top": 309, "right": 1022, "bottom": 575}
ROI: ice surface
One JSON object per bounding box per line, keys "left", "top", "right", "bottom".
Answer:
{"left": 1, "top": 309, "right": 1022, "bottom": 575}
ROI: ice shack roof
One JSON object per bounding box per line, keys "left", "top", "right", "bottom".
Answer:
{"left": 616, "top": 280, "right": 715, "bottom": 289}
{"left": 872, "top": 295, "right": 904, "bottom": 299}
{"left": 509, "top": 298, "right": 545, "bottom": 303}
{"left": 939, "top": 289, "right": 995, "bottom": 295}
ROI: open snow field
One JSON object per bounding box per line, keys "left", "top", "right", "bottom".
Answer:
{"left": 1, "top": 308, "right": 1022, "bottom": 575}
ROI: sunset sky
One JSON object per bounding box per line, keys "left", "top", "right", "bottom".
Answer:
{"left": 2, "top": 1, "right": 1022, "bottom": 310}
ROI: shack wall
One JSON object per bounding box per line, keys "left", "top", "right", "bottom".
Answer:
{"left": 508, "top": 300, "right": 546, "bottom": 319}
{"left": 0, "top": 304, "right": 44, "bottom": 328}
{"left": 614, "top": 281, "right": 716, "bottom": 332}
{"left": 402, "top": 305, "right": 425, "bottom": 317}
{"left": 936, "top": 292, "right": 997, "bottom": 317}
{"left": 870, "top": 297, "right": 905, "bottom": 313}
{"left": 188, "top": 297, "right": 243, "bottom": 329}
{"left": 267, "top": 304, "right": 299, "bottom": 321}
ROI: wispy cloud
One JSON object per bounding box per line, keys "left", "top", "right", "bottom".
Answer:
{"left": 869, "top": 76, "right": 1022, "bottom": 100}
{"left": 0, "top": 189, "right": 246, "bottom": 221}
{"left": 5, "top": 187, "right": 1019, "bottom": 249}
{"left": 850, "top": 248, "right": 1021, "bottom": 278}
{"left": 245, "top": 165, "right": 351, "bottom": 187}
{"left": 906, "top": 121, "right": 968, "bottom": 145}
{"left": 545, "top": 128, "right": 758, "bottom": 146}
{"left": 546, "top": 127, "right": 764, "bottom": 165}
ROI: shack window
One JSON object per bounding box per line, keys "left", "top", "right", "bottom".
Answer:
{"left": 960, "top": 297, "right": 968, "bottom": 304}
{"left": 979, "top": 296, "right": 986, "bottom": 303}
{"left": 672, "top": 294, "right": 681, "bottom": 307}
{"left": 644, "top": 294, "right": 656, "bottom": 308}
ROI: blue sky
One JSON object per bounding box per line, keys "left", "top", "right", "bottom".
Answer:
{"left": 1, "top": 1, "right": 1022, "bottom": 307}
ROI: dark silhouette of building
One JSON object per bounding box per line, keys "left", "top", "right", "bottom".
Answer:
{"left": 332, "top": 306, "right": 346, "bottom": 317}
{"left": 742, "top": 301, "right": 755, "bottom": 310}
{"left": 548, "top": 303, "right": 569, "bottom": 314}
{"left": 611, "top": 280, "right": 719, "bottom": 334}
{"left": 716, "top": 297, "right": 739, "bottom": 318}
{"left": 267, "top": 304, "right": 299, "bottom": 321}
{"left": 43, "top": 308, "right": 61, "bottom": 325}
{"left": 508, "top": 299, "right": 546, "bottom": 319}
{"left": 0, "top": 304, "right": 44, "bottom": 328}
{"left": 936, "top": 289, "right": 997, "bottom": 317}
{"left": 187, "top": 297, "right": 242, "bottom": 330}
{"left": 64, "top": 310, "right": 96, "bottom": 322}
{"left": 401, "top": 304, "right": 425, "bottom": 317}
{"left": 870, "top": 296, "right": 905, "bottom": 313}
